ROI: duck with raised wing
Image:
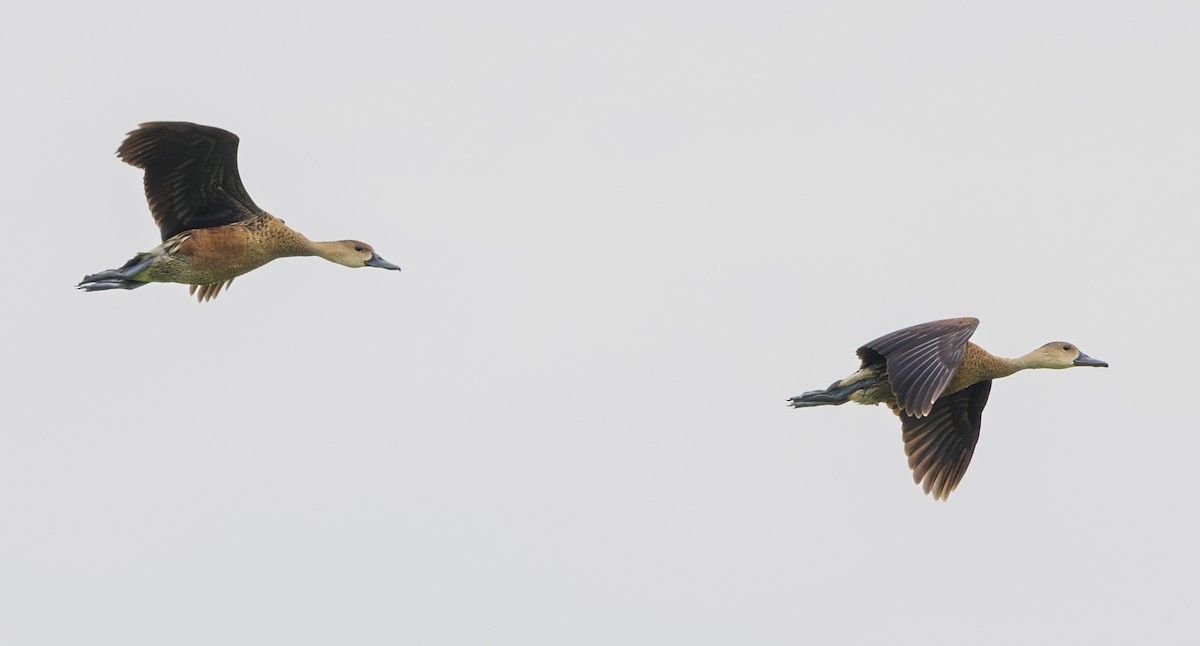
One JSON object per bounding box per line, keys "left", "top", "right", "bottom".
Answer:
{"left": 79, "top": 122, "right": 400, "bottom": 302}
{"left": 788, "top": 317, "right": 1107, "bottom": 500}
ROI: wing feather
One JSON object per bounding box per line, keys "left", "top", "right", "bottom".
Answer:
{"left": 899, "top": 380, "right": 991, "bottom": 500}
{"left": 118, "top": 122, "right": 262, "bottom": 240}
{"left": 857, "top": 317, "right": 979, "bottom": 417}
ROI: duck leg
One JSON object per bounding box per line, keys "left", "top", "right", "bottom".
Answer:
{"left": 788, "top": 377, "right": 878, "bottom": 408}
{"left": 77, "top": 256, "right": 155, "bottom": 292}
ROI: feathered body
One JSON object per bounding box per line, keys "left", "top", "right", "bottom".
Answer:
{"left": 826, "top": 342, "right": 1020, "bottom": 410}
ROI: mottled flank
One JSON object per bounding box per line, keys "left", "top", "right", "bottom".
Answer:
{"left": 789, "top": 318, "right": 1107, "bottom": 501}
{"left": 79, "top": 122, "right": 401, "bottom": 302}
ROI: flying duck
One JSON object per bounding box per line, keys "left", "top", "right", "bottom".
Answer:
{"left": 79, "top": 122, "right": 400, "bottom": 302}
{"left": 789, "top": 317, "right": 1107, "bottom": 500}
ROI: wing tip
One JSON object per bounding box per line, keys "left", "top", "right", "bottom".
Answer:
{"left": 116, "top": 122, "right": 241, "bottom": 164}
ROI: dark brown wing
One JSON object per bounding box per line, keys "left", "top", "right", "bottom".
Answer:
{"left": 117, "top": 122, "right": 262, "bottom": 240}
{"left": 857, "top": 317, "right": 979, "bottom": 417}
{"left": 900, "top": 380, "right": 991, "bottom": 501}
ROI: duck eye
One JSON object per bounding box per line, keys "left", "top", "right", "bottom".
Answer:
{"left": 1062, "top": 345, "right": 1072, "bottom": 351}
{"left": 354, "top": 245, "right": 364, "bottom": 252}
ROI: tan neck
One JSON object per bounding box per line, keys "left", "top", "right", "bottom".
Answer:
{"left": 307, "top": 240, "right": 344, "bottom": 261}
{"left": 253, "top": 215, "right": 317, "bottom": 259}
{"left": 273, "top": 233, "right": 344, "bottom": 263}
{"left": 1009, "top": 350, "right": 1054, "bottom": 372}
{"left": 949, "top": 344, "right": 1060, "bottom": 395}
{"left": 263, "top": 224, "right": 321, "bottom": 259}
{"left": 963, "top": 344, "right": 1022, "bottom": 381}
{"left": 993, "top": 355, "right": 1026, "bottom": 377}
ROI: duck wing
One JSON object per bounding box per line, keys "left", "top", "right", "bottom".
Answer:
{"left": 118, "top": 122, "right": 263, "bottom": 241}
{"left": 857, "top": 317, "right": 979, "bottom": 418}
{"left": 899, "top": 380, "right": 991, "bottom": 501}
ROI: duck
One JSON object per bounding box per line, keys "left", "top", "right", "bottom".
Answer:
{"left": 788, "top": 317, "right": 1107, "bottom": 500}
{"left": 78, "top": 122, "right": 400, "bottom": 302}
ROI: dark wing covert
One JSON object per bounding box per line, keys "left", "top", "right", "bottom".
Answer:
{"left": 857, "top": 317, "right": 979, "bottom": 417}
{"left": 117, "top": 122, "right": 262, "bottom": 240}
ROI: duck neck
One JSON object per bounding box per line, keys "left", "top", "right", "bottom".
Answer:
{"left": 256, "top": 215, "right": 318, "bottom": 259}
{"left": 306, "top": 240, "right": 344, "bottom": 262}
{"left": 1007, "top": 351, "right": 1048, "bottom": 373}
{"left": 972, "top": 345, "right": 1024, "bottom": 380}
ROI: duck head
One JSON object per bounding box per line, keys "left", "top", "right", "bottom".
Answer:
{"left": 1027, "top": 342, "right": 1109, "bottom": 369}
{"left": 320, "top": 240, "right": 401, "bottom": 271}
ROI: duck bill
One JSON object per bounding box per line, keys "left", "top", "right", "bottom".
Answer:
{"left": 364, "top": 253, "right": 401, "bottom": 271}
{"left": 1073, "top": 352, "right": 1108, "bottom": 367}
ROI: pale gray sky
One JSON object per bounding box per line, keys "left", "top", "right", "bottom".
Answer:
{"left": 2, "top": 1, "right": 1197, "bottom": 644}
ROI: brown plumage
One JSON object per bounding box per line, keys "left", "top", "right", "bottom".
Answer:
{"left": 79, "top": 122, "right": 400, "bottom": 302}
{"left": 789, "top": 318, "right": 1108, "bottom": 500}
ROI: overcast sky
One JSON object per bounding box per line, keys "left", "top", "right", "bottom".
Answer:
{"left": 2, "top": 1, "right": 1197, "bottom": 644}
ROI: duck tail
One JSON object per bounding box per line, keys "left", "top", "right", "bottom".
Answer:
{"left": 788, "top": 378, "right": 874, "bottom": 409}
{"left": 77, "top": 256, "right": 154, "bottom": 292}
